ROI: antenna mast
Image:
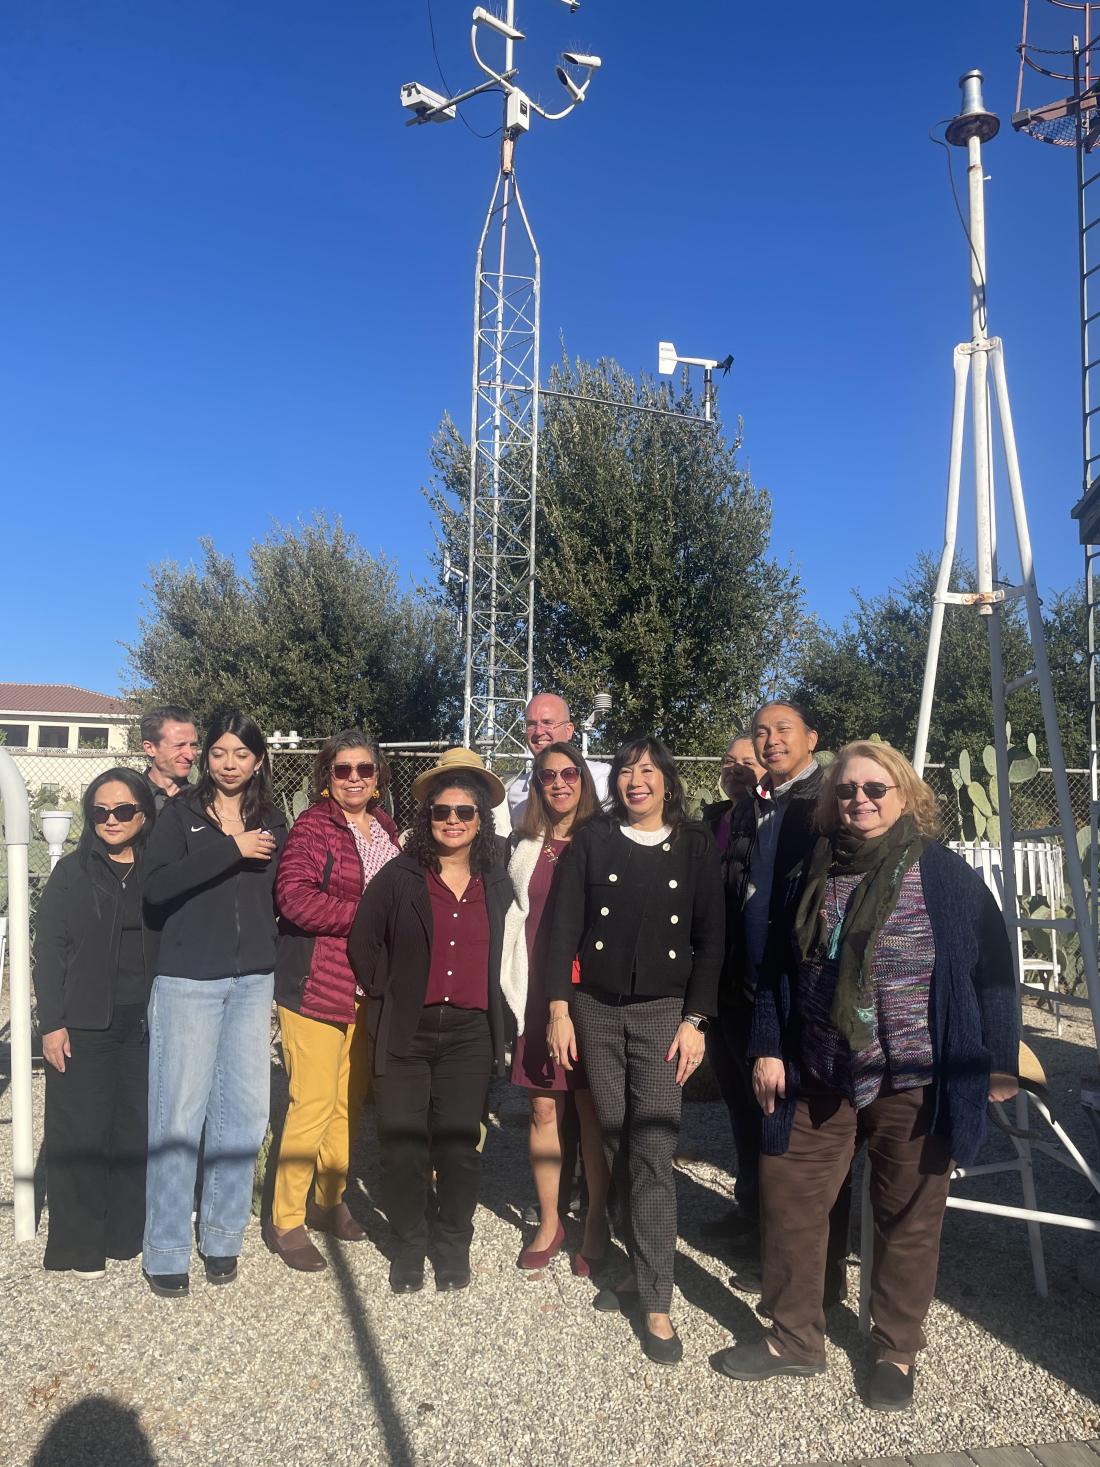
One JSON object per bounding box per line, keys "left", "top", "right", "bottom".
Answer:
{"left": 401, "top": 6, "right": 601, "bottom": 763}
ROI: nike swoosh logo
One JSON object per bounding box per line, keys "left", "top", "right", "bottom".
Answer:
{"left": 190, "top": 825, "right": 205, "bottom": 832}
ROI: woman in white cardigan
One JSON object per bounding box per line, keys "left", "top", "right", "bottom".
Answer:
{"left": 500, "top": 742, "right": 610, "bottom": 1275}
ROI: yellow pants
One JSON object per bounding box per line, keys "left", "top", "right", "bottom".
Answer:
{"left": 273, "top": 1005, "right": 371, "bottom": 1230}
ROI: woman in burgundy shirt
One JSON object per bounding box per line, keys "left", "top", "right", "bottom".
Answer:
{"left": 348, "top": 748, "right": 512, "bottom": 1296}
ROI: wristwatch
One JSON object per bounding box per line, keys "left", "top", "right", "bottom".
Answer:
{"left": 683, "top": 1012, "right": 709, "bottom": 1033}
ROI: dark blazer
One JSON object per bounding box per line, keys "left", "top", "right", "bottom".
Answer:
{"left": 718, "top": 762, "right": 824, "bottom": 1004}
{"left": 33, "top": 846, "right": 155, "bottom": 1033}
{"left": 347, "top": 850, "right": 513, "bottom": 1077}
{"left": 543, "top": 817, "right": 725, "bottom": 1016}
{"left": 750, "top": 840, "right": 1020, "bottom": 1168}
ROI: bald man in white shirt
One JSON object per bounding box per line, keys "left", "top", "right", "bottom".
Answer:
{"left": 498, "top": 692, "right": 611, "bottom": 833}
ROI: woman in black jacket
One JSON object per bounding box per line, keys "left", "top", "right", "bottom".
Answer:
{"left": 141, "top": 711, "right": 287, "bottom": 1298}
{"left": 33, "top": 767, "right": 157, "bottom": 1277}
{"left": 545, "top": 737, "right": 724, "bottom": 1366}
{"left": 348, "top": 747, "right": 511, "bottom": 1297}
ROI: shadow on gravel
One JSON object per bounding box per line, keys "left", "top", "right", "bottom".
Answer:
{"left": 31, "top": 1395, "right": 157, "bottom": 1467}
{"left": 325, "top": 1239, "right": 416, "bottom": 1467}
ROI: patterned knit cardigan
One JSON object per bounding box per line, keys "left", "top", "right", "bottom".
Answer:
{"left": 749, "top": 840, "right": 1020, "bottom": 1167}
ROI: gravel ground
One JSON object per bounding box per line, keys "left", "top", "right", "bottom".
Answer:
{"left": 2, "top": 997, "right": 1100, "bottom": 1467}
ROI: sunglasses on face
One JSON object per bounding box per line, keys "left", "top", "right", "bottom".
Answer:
{"left": 535, "top": 766, "right": 580, "bottom": 787}
{"left": 331, "top": 762, "right": 376, "bottom": 781}
{"left": 91, "top": 804, "right": 141, "bottom": 825}
{"left": 430, "top": 804, "right": 478, "bottom": 823}
{"left": 836, "top": 781, "right": 896, "bottom": 801}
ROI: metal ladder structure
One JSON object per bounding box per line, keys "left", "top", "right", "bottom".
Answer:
{"left": 914, "top": 70, "right": 1100, "bottom": 1059}
{"left": 897, "top": 70, "right": 1100, "bottom": 1306}
{"left": 1013, "top": 0, "right": 1100, "bottom": 943}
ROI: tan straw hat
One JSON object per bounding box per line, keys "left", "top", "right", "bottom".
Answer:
{"left": 410, "top": 746, "right": 507, "bottom": 808}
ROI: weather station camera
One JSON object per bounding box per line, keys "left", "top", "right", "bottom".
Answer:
{"left": 399, "top": 81, "right": 456, "bottom": 123}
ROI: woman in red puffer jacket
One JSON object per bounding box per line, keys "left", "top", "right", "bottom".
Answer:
{"left": 266, "top": 729, "right": 399, "bottom": 1272}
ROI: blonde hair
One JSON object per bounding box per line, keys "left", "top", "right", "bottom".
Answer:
{"left": 815, "top": 740, "right": 941, "bottom": 839}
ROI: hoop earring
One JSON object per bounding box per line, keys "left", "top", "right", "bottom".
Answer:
{"left": 664, "top": 790, "right": 672, "bottom": 801}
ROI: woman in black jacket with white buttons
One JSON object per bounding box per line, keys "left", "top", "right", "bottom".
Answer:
{"left": 545, "top": 737, "right": 724, "bottom": 1366}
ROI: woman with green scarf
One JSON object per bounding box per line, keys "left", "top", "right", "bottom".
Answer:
{"left": 711, "top": 741, "right": 1019, "bottom": 1412}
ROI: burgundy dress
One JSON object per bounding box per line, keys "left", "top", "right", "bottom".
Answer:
{"left": 510, "top": 839, "right": 588, "bottom": 1092}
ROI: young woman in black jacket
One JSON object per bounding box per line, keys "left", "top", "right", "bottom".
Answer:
{"left": 33, "top": 767, "right": 157, "bottom": 1277}
{"left": 141, "top": 711, "right": 286, "bottom": 1298}
{"left": 545, "top": 737, "right": 724, "bottom": 1366}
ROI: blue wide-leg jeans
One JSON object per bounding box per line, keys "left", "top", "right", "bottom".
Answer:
{"left": 143, "top": 972, "right": 273, "bottom": 1276}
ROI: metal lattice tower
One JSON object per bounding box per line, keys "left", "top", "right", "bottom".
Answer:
{"left": 1013, "top": 1, "right": 1100, "bottom": 938}
{"left": 401, "top": 6, "right": 601, "bottom": 764}
{"left": 464, "top": 132, "right": 540, "bottom": 761}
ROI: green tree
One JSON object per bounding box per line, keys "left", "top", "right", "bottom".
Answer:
{"left": 426, "top": 354, "right": 803, "bottom": 751}
{"left": 790, "top": 555, "right": 1085, "bottom": 765}
{"left": 126, "top": 515, "right": 461, "bottom": 739}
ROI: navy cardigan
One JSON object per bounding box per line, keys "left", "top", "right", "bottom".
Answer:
{"left": 749, "top": 840, "right": 1019, "bottom": 1167}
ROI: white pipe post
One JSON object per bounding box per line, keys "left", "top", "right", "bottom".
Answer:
{"left": 0, "top": 749, "right": 35, "bottom": 1241}
{"left": 913, "top": 346, "right": 970, "bottom": 774}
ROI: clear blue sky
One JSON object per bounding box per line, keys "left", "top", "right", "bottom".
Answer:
{"left": 1, "top": 1, "right": 1089, "bottom": 697}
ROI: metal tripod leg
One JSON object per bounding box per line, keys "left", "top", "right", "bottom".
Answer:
{"left": 989, "top": 340, "right": 1100, "bottom": 1045}
{"left": 913, "top": 346, "right": 971, "bottom": 776}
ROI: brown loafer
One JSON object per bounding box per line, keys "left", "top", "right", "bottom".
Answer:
{"left": 263, "top": 1221, "right": 327, "bottom": 1272}
{"left": 306, "top": 1201, "right": 367, "bottom": 1243}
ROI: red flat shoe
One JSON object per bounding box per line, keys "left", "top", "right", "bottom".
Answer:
{"left": 518, "top": 1221, "right": 565, "bottom": 1271}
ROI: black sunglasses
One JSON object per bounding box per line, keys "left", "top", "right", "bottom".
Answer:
{"left": 835, "top": 781, "right": 896, "bottom": 801}
{"left": 331, "top": 762, "right": 376, "bottom": 781}
{"left": 535, "top": 766, "right": 580, "bottom": 787}
{"left": 430, "top": 803, "right": 478, "bottom": 823}
{"left": 91, "top": 803, "right": 142, "bottom": 825}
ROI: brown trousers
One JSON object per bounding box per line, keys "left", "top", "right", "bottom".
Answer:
{"left": 759, "top": 1083, "right": 953, "bottom": 1366}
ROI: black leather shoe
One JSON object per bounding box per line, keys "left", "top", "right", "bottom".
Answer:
{"left": 203, "top": 1255, "right": 238, "bottom": 1285}
{"left": 434, "top": 1266, "right": 471, "bottom": 1293}
{"left": 699, "top": 1207, "right": 759, "bottom": 1242}
{"left": 593, "top": 1285, "right": 641, "bottom": 1314}
{"left": 711, "top": 1339, "right": 825, "bottom": 1381}
{"left": 143, "top": 1269, "right": 189, "bottom": 1298}
{"left": 865, "top": 1360, "right": 915, "bottom": 1412}
{"left": 389, "top": 1259, "right": 425, "bottom": 1294}
{"left": 642, "top": 1325, "right": 683, "bottom": 1367}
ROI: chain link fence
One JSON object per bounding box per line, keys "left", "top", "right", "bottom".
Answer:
{"left": 0, "top": 742, "right": 1093, "bottom": 988}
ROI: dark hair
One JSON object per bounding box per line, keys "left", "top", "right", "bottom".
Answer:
{"left": 312, "top": 728, "right": 388, "bottom": 806}
{"left": 140, "top": 706, "right": 195, "bottom": 746}
{"left": 750, "top": 699, "right": 816, "bottom": 733}
{"left": 405, "top": 773, "right": 499, "bottom": 875}
{"left": 607, "top": 736, "right": 689, "bottom": 833}
{"left": 78, "top": 767, "right": 156, "bottom": 864}
{"left": 518, "top": 742, "right": 599, "bottom": 841}
{"left": 192, "top": 710, "right": 276, "bottom": 830}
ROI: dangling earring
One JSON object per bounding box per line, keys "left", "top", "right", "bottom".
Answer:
{"left": 664, "top": 790, "right": 672, "bottom": 801}
{"left": 322, "top": 787, "right": 330, "bottom": 799}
